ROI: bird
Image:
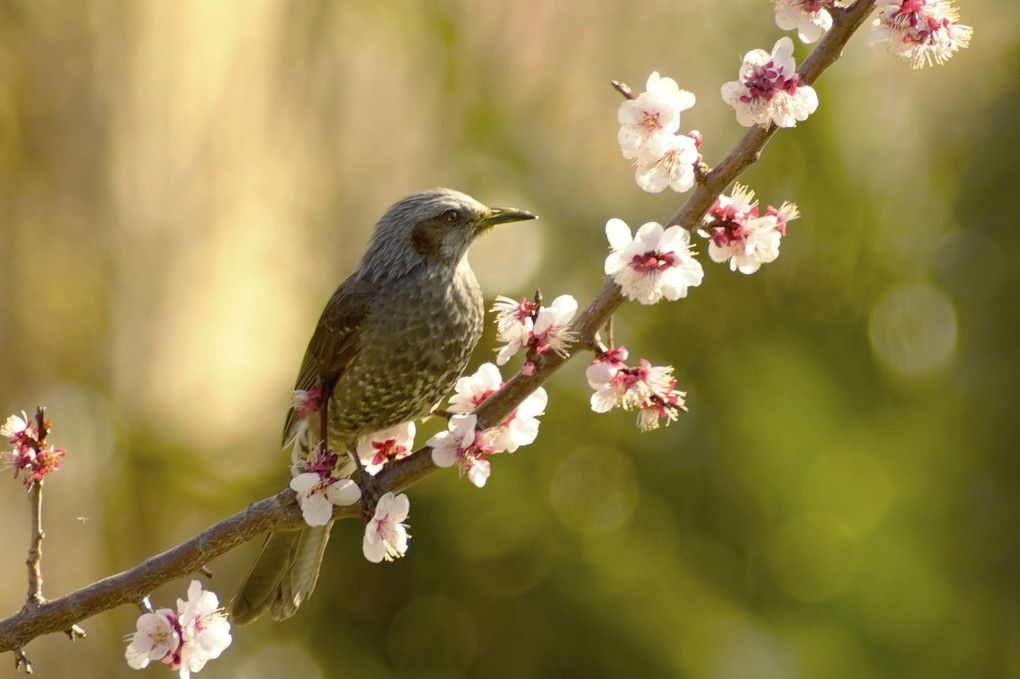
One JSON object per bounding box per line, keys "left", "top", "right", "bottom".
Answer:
{"left": 231, "top": 188, "right": 536, "bottom": 624}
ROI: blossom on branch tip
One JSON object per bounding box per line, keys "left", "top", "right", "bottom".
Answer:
{"left": 363, "top": 492, "right": 410, "bottom": 563}
{"left": 604, "top": 219, "right": 704, "bottom": 305}
{"left": 617, "top": 72, "right": 695, "bottom": 159}
{"left": 356, "top": 422, "right": 416, "bottom": 475}
{"left": 698, "top": 184, "right": 798, "bottom": 275}
{"left": 721, "top": 37, "right": 818, "bottom": 128}
{"left": 2, "top": 410, "right": 65, "bottom": 485}
{"left": 125, "top": 581, "right": 231, "bottom": 678}
{"left": 774, "top": 0, "right": 833, "bottom": 44}
{"left": 869, "top": 0, "right": 972, "bottom": 68}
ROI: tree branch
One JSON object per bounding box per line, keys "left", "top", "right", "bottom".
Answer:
{"left": 0, "top": 0, "right": 877, "bottom": 659}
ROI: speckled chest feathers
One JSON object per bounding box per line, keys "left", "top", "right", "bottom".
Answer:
{"left": 327, "top": 258, "right": 483, "bottom": 442}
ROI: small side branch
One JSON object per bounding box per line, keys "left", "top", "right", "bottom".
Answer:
{"left": 25, "top": 481, "right": 44, "bottom": 607}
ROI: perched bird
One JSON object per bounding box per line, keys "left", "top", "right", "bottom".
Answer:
{"left": 232, "top": 188, "right": 536, "bottom": 624}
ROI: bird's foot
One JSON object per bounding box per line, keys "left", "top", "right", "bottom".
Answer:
{"left": 348, "top": 450, "right": 382, "bottom": 521}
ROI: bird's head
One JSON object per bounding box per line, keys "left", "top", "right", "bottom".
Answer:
{"left": 361, "top": 188, "right": 536, "bottom": 280}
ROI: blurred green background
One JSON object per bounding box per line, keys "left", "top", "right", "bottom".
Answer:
{"left": 1, "top": 1, "right": 1016, "bottom": 677}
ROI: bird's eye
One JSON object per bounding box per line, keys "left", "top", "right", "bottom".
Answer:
{"left": 442, "top": 209, "right": 459, "bottom": 223}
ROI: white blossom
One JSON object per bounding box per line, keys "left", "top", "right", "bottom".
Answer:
{"left": 484, "top": 387, "right": 548, "bottom": 454}
{"left": 125, "top": 610, "right": 178, "bottom": 670}
{"left": 604, "top": 219, "right": 704, "bottom": 304}
{"left": 363, "top": 492, "right": 410, "bottom": 563}
{"left": 586, "top": 353, "right": 688, "bottom": 430}
{"left": 125, "top": 581, "right": 232, "bottom": 679}
{"left": 869, "top": 0, "right": 972, "bottom": 68}
{"left": 493, "top": 294, "right": 577, "bottom": 366}
{"left": 530, "top": 295, "right": 578, "bottom": 358}
{"left": 721, "top": 37, "right": 818, "bottom": 128}
{"left": 617, "top": 72, "right": 696, "bottom": 159}
{"left": 290, "top": 473, "right": 361, "bottom": 527}
{"left": 428, "top": 414, "right": 494, "bottom": 488}
{"left": 176, "top": 581, "right": 232, "bottom": 676}
{"left": 774, "top": 0, "right": 833, "bottom": 44}
{"left": 356, "top": 422, "right": 416, "bottom": 475}
{"left": 699, "top": 184, "right": 797, "bottom": 275}
{"left": 448, "top": 363, "right": 504, "bottom": 414}
{"left": 633, "top": 132, "right": 699, "bottom": 194}
{"left": 0, "top": 412, "right": 29, "bottom": 439}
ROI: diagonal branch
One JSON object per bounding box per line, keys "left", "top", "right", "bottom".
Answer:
{"left": 0, "top": 0, "right": 876, "bottom": 659}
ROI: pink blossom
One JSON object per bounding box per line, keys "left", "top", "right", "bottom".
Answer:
{"left": 721, "top": 37, "right": 818, "bottom": 128}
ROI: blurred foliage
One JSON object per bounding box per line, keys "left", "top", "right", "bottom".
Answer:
{"left": 0, "top": 1, "right": 1017, "bottom": 677}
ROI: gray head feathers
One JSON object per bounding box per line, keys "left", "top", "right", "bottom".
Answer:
{"left": 358, "top": 188, "right": 491, "bottom": 283}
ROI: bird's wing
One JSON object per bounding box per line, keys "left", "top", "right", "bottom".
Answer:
{"left": 282, "top": 277, "right": 372, "bottom": 446}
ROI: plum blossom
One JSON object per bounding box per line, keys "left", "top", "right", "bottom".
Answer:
{"left": 492, "top": 294, "right": 577, "bottom": 366}
{"left": 428, "top": 414, "right": 495, "bottom": 488}
{"left": 698, "top": 184, "right": 798, "bottom": 275}
{"left": 125, "top": 581, "right": 231, "bottom": 679}
{"left": 0, "top": 412, "right": 29, "bottom": 440}
{"left": 446, "top": 362, "right": 548, "bottom": 453}
{"left": 604, "top": 219, "right": 704, "bottom": 305}
{"left": 586, "top": 350, "right": 688, "bottom": 431}
{"left": 2, "top": 409, "right": 65, "bottom": 485}
{"left": 356, "top": 422, "right": 416, "bottom": 475}
{"left": 869, "top": 0, "right": 972, "bottom": 68}
{"left": 773, "top": 0, "right": 833, "bottom": 44}
{"left": 430, "top": 365, "right": 547, "bottom": 486}
{"left": 289, "top": 446, "right": 361, "bottom": 527}
{"left": 721, "top": 37, "right": 818, "bottom": 128}
{"left": 448, "top": 363, "right": 504, "bottom": 414}
{"left": 125, "top": 609, "right": 179, "bottom": 671}
{"left": 617, "top": 72, "right": 696, "bottom": 159}
{"left": 491, "top": 295, "right": 534, "bottom": 353}
{"left": 363, "top": 492, "right": 410, "bottom": 563}
{"left": 633, "top": 132, "right": 699, "bottom": 194}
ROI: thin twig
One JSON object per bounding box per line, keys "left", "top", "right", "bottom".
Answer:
{"left": 13, "top": 646, "right": 31, "bottom": 674}
{"left": 25, "top": 481, "right": 44, "bottom": 607}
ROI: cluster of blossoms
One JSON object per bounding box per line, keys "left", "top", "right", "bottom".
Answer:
{"left": 491, "top": 293, "right": 578, "bottom": 371}
{"left": 616, "top": 72, "right": 701, "bottom": 194}
{"left": 287, "top": 389, "right": 413, "bottom": 562}
{"left": 125, "top": 581, "right": 231, "bottom": 678}
{"left": 869, "top": 0, "right": 972, "bottom": 68}
{"left": 428, "top": 363, "right": 547, "bottom": 488}
{"left": 698, "top": 184, "right": 799, "bottom": 275}
{"left": 586, "top": 346, "right": 688, "bottom": 431}
{"left": 1, "top": 411, "right": 65, "bottom": 485}
{"left": 722, "top": 36, "right": 818, "bottom": 129}
{"left": 605, "top": 218, "right": 704, "bottom": 305}
{"left": 772, "top": 0, "right": 970, "bottom": 68}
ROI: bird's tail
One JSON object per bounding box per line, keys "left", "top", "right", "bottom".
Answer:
{"left": 231, "top": 522, "right": 333, "bottom": 624}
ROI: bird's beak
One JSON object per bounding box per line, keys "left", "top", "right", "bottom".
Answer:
{"left": 475, "top": 206, "right": 538, "bottom": 232}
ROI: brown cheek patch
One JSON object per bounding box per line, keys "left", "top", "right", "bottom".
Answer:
{"left": 411, "top": 222, "right": 446, "bottom": 260}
